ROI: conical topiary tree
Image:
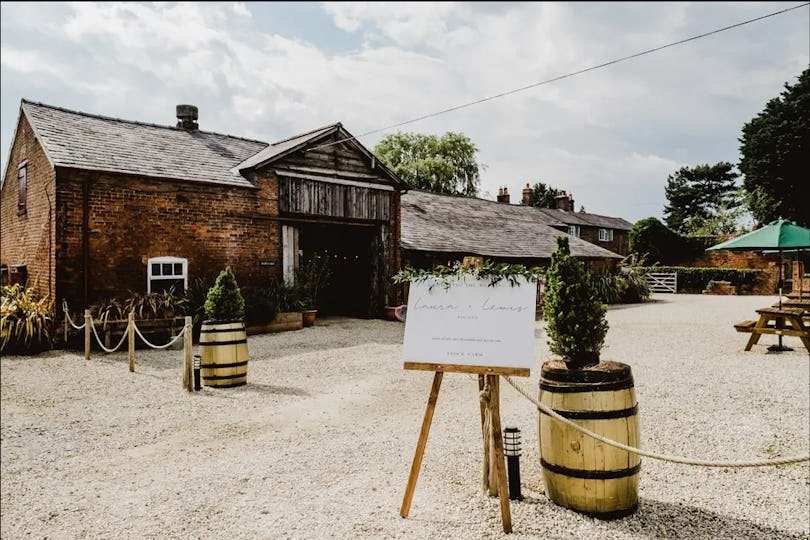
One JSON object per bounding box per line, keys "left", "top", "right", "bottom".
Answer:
{"left": 204, "top": 267, "right": 245, "bottom": 321}
{"left": 542, "top": 236, "right": 608, "bottom": 368}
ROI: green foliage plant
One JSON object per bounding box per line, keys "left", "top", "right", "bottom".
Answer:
{"left": 373, "top": 132, "right": 482, "bottom": 196}
{"left": 184, "top": 277, "right": 212, "bottom": 330}
{"left": 740, "top": 68, "right": 809, "bottom": 226}
{"left": 394, "top": 259, "right": 543, "bottom": 288}
{"left": 530, "top": 182, "right": 562, "bottom": 208}
{"left": 663, "top": 162, "right": 740, "bottom": 234}
{"left": 90, "top": 286, "right": 188, "bottom": 328}
{"left": 1, "top": 284, "right": 54, "bottom": 354}
{"left": 295, "top": 253, "right": 332, "bottom": 310}
{"left": 542, "top": 236, "right": 608, "bottom": 369}
{"left": 204, "top": 268, "right": 245, "bottom": 321}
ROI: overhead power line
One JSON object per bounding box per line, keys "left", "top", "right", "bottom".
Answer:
{"left": 308, "top": 2, "right": 809, "bottom": 152}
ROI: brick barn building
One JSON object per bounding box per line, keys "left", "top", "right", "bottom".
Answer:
{"left": 1, "top": 100, "right": 405, "bottom": 317}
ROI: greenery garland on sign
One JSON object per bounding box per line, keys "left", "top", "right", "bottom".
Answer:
{"left": 393, "top": 260, "right": 544, "bottom": 288}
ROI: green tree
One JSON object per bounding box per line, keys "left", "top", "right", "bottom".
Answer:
{"left": 530, "top": 182, "right": 561, "bottom": 208}
{"left": 542, "top": 236, "right": 608, "bottom": 369}
{"left": 663, "top": 162, "right": 740, "bottom": 234}
{"left": 204, "top": 267, "right": 245, "bottom": 321}
{"left": 739, "top": 68, "right": 810, "bottom": 226}
{"left": 373, "top": 132, "right": 482, "bottom": 196}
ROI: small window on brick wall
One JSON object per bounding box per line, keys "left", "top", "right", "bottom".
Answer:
{"left": 568, "top": 225, "right": 580, "bottom": 238}
{"left": 17, "top": 163, "right": 27, "bottom": 215}
{"left": 147, "top": 256, "right": 188, "bottom": 294}
{"left": 599, "top": 228, "right": 614, "bottom": 242}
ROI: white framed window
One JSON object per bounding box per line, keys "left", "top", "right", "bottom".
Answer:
{"left": 599, "top": 228, "right": 614, "bottom": 242}
{"left": 147, "top": 256, "right": 188, "bottom": 294}
{"left": 17, "top": 162, "right": 27, "bottom": 215}
{"left": 568, "top": 225, "right": 580, "bottom": 238}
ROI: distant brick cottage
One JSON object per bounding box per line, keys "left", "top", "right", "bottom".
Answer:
{"left": 1, "top": 101, "right": 405, "bottom": 316}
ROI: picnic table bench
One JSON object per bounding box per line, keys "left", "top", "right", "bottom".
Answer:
{"left": 735, "top": 306, "right": 810, "bottom": 353}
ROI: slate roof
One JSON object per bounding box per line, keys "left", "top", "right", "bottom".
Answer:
{"left": 21, "top": 100, "right": 268, "bottom": 187}
{"left": 538, "top": 208, "right": 633, "bottom": 230}
{"left": 402, "top": 190, "right": 622, "bottom": 260}
{"left": 234, "top": 123, "right": 340, "bottom": 171}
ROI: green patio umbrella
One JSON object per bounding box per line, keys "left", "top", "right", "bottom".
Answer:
{"left": 707, "top": 219, "right": 810, "bottom": 350}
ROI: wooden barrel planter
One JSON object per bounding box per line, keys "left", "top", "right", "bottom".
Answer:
{"left": 200, "top": 320, "right": 249, "bottom": 388}
{"left": 538, "top": 360, "right": 640, "bottom": 519}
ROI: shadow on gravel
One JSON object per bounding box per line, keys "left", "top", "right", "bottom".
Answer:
{"left": 510, "top": 497, "right": 799, "bottom": 538}
{"left": 606, "top": 300, "right": 665, "bottom": 311}
{"left": 611, "top": 498, "right": 796, "bottom": 539}
{"left": 241, "top": 382, "right": 310, "bottom": 397}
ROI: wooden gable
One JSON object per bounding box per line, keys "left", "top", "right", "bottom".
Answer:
{"left": 271, "top": 129, "right": 400, "bottom": 222}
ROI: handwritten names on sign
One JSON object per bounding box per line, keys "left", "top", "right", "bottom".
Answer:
{"left": 401, "top": 276, "right": 536, "bottom": 371}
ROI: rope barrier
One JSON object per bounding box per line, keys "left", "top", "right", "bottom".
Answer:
{"left": 132, "top": 321, "right": 189, "bottom": 350}
{"left": 62, "top": 301, "right": 86, "bottom": 330}
{"left": 503, "top": 375, "right": 810, "bottom": 468}
{"left": 89, "top": 317, "right": 129, "bottom": 354}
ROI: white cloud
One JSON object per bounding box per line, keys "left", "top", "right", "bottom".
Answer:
{"left": 0, "top": 1, "right": 807, "bottom": 223}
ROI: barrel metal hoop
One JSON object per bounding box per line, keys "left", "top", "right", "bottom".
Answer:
{"left": 200, "top": 361, "right": 248, "bottom": 369}
{"left": 540, "top": 378, "right": 635, "bottom": 393}
{"left": 202, "top": 373, "right": 248, "bottom": 381}
{"left": 541, "top": 458, "right": 641, "bottom": 479}
{"left": 205, "top": 381, "right": 247, "bottom": 388}
{"left": 200, "top": 327, "right": 247, "bottom": 333}
{"left": 199, "top": 339, "right": 248, "bottom": 346}
{"left": 541, "top": 366, "right": 632, "bottom": 383}
{"left": 541, "top": 404, "right": 638, "bottom": 420}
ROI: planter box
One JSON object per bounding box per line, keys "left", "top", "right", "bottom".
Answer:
{"left": 246, "top": 312, "right": 303, "bottom": 335}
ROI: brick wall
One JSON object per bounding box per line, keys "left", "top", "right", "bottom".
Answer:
{"left": 685, "top": 250, "right": 781, "bottom": 294}
{"left": 56, "top": 169, "right": 281, "bottom": 309}
{"left": 0, "top": 114, "right": 56, "bottom": 300}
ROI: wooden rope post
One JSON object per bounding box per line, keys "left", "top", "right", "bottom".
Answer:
{"left": 128, "top": 312, "right": 135, "bottom": 372}
{"left": 84, "top": 309, "right": 91, "bottom": 360}
{"left": 183, "top": 316, "right": 193, "bottom": 392}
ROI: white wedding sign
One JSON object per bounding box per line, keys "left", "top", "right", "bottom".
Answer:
{"left": 401, "top": 276, "right": 536, "bottom": 371}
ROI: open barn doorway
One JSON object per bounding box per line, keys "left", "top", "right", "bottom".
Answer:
{"left": 297, "top": 223, "right": 376, "bottom": 317}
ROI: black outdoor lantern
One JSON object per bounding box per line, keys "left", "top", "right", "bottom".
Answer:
{"left": 193, "top": 354, "right": 202, "bottom": 391}
{"left": 503, "top": 427, "right": 523, "bottom": 501}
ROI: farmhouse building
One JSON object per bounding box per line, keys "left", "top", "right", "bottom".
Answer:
{"left": 1, "top": 100, "right": 405, "bottom": 317}
{"left": 401, "top": 190, "right": 623, "bottom": 270}
{"left": 536, "top": 190, "right": 632, "bottom": 256}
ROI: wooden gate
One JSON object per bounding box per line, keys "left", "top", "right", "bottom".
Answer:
{"left": 645, "top": 272, "right": 677, "bottom": 293}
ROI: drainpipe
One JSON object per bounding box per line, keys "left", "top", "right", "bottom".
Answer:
{"left": 82, "top": 179, "right": 89, "bottom": 309}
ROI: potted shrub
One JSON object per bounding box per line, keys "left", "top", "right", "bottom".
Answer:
{"left": 295, "top": 253, "right": 332, "bottom": 327}
{"left": 538, "top": 236, "right": 640, "bottom": 519}
{"left": 200, "top": 268, "right": 249, "bottom": 388}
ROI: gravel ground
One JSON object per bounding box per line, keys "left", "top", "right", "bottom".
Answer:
{"left": 1, "top": 294, "right": 808, "bottom": 539}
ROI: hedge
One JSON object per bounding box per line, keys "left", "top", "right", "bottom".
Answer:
{"left": 629, "top": 217, "right": 720, "bottom": 265}
{"left": 639, "top": 266, "right": 766, "bottom": 293}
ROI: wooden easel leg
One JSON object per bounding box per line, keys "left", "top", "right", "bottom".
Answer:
{"left": 488, "top": 375, "right": 513, "bottom": 533}
{"left": 401, "top": 371, "right": 443, "bottom": 518}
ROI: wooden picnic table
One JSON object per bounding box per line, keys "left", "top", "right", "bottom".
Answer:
{"left": 734, "top": 307, "right": 810, "bottom": 353}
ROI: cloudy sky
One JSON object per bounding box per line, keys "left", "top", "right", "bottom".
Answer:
{"left": 1, "top": 2, "right": 807, "bottom": 222}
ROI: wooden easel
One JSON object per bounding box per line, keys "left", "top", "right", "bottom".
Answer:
{"left": 400, "top": 362, "right": 530, "bottom": 534}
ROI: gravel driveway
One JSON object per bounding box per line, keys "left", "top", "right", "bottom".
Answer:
{"left": 2, "top": 294, "right": 808, "bottom": 539}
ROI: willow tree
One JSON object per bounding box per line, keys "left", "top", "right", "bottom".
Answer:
{"left": 373, "top": 132, "right": 482, "bottom": 196}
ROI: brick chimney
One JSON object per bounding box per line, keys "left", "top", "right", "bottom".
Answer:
{"left": 497, "top": 186, "right": 510, "bottom": 204}
{"left": 176, "top": 104, "right": 199, "bottom": 130}
{"left": 555, "top": 190, "right": 574, "bottom": 212}
{"left": 521, "top": 183, "right": 534, "bottom": 206}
